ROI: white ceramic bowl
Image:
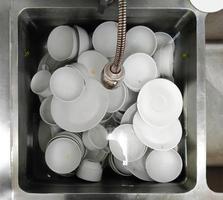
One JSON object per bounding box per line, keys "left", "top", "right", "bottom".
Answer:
{"left": 92, "top": 21, "right": 118, "bottom": 58}
{"left": 107, "top": 83, "right": 127, "bottom": 113}
{"left": 145, "top": 149, "right": 183, "bottom": 183}
{"left": 108, "top": 124, "right": 147, "bottom": 162}
{"left": 78, "top": 50, "right": 109, "bottom": 81}
{"left": 50, "top": 67, "right": 85, "bottom": 102}
{"left": 123, "top": 53, "right": 158, "bottom": 92}
{"left": 137, "top": 78, "right": 183, "bottom": 127}
{"left": 76, "top": 25, "right": 91, "bottom": 55}
{"left": 120, "top": 103, "right": 137, "bottom": 124}
{"left": 47, "top": 26, "right": 78, "bottom": 61}
{"left": 133, "top": 112, "right": 182, "bottom": 151}
{"left": 51, "top": 78, "right": 109, "bottom": 132}
{"left": 155, "top": 32, "right": 175, "bottom": 50}
{"left": 82, "top": 124, "right": 108, "bottom": 151}
{"left": 76, "top": 159, "right": 103, "bottom": 182}
{"left": 190, "top": 0, "right": 223, "bottom": 13}
{"left": 125, "top": 26, "right": 157, "bottom": 57}
{"left": 45, "top": 137, "right": 82, "bottom": 174}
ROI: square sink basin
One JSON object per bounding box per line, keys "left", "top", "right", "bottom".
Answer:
{"left": 16, "top": 5, "right": 197, "bottom": 194}
{"left": 206, "top": 10, "right": 223, "bottom": 193}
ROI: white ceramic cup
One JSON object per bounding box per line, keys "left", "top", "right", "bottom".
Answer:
{"left": 82, "top": 124, "right": 108, "bottom": 151}
{"left": 108, "top": 124, "right": 147, "bottom": 162}
{"left": 76, "top": 159, "right": 103, "bottom": 182}
{"left": 125, "top": 26, "right": 157, "bottom": 57}
{"left": 92, "top": 21, "right": 118, "bottom": 58}
{"left": 39, "top": 96, "right": 56, "bottom": 126}
{"left": 30, "top": 70, "right": 52, "bottom": 98}
{"left": 137, "top": 78, "right": 183, "bottom": 127}
{"left": 45, "top": 136, "right": 83, "bottom": 175}
{"left": 145, "top": 149, "right": 183, "bottom": 183}
{"left": 47, "top": 25, "right": 78, "bottom": 61}
{"left": 123, "top": 53, "right": 158, "bottom": 92}
{"left": 50, "top": 66, "right": 85, "bottom": 102}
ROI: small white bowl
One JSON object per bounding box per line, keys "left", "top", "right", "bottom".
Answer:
{"left": 108, "top": 124, "right": 147, "bottom": 162}
{"left": 125, "top": 26, "right": 157, "bottom": 57}
{"left": 85, "top": 147, "right": 110, "bottom": 163}
{"left": 137, "top": 78, "right": 183, "bottom": 127}
{"left": 76, "top": 159, "right": 103, "bottom": 182}
{"left": 190, "top": 0, "right": 223, "bottom": 13}
{"left": 45, "top": 137, "right": 82, "bottom": 174}
{"left": 121, "top": 103, "right": 137, "bottom": 124}
{"left": 70, "top": 63, "right": 89, "bottom": 79}
{"left": 145, "top": 149, "right": 183, "bottom": 183}
{"left": 133, "top": 112, "right": 182, "bottom": 151}
{"left": 50, "top": 67, "right": 85, "bottom": 102}
{"left": 107, "top": 83, "right": 127, "bottom": 113}
{"left": 82, "top": 124, "right": 108, "bottom": 151}
{"left": 155, "top": 32, "right": 175, "bottom": 51}
{"left": 78, "top": 50, "right": 109, "bottom": 81}
{"left": 39, "top": 96, "right": 56, "bottom": 126}
{"left": 92, "top": 21, "right": 118, "bottom": 58}
{"left": 123, "top": 53, "right": 158, "bottom": 92}
{"left": 30, "top": 70, "right": 52, "bottom": 98}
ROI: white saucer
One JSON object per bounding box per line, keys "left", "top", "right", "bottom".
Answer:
{"left": 137, "top": 78, "right": 183, "bottom": 126}
{"left": 133, "top": 112, "right": 182, "bottom": 151}
{"left": 190, "top": 0, "right": 223, "bottom": 13}
{"left": 51, "top": 78, "right": 109, "bottom": 132}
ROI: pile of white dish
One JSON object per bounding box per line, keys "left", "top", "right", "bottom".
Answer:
{"left": 30, "top": 21, "right": 183, "bottom": 183}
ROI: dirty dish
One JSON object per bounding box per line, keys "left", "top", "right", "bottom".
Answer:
{"left": 47, "top": 25, "right": 78, "bottom": 61}
{"left": 121, "top": 103, "right": 137, "bottom": 124}
{"left": 108, "top": 124, "right": 147, "bottom": 162}
{"left": 137, "top": 78, "right": 183, "bottom": 127}
{"left": 82, "top": 124, "right": 108, "bottom": 151}
{"left": 133, "top": 112, "right": 182, "bottom": 150}
{"left": 45, "top": 137, "right": 82, "bottom": 174}
{"left": 125, "top": 26, "right": 157, "bottom": 56}
{"left": 50, "top": 66, "right": 85, "bottom": 102}
{"left": 145, "top": 149, "right": 183, "bottom": 183}
{"left": 30, "top": 70, "right": 52, "bottom": 98}
{"left": 39, "top": 96, "right": 56, "bottom": 126}
{"left": 78, "top": 50, "right": 109, "bottom": 81}
{"left": 126, "top": 150, "right": 153, "bottom": 181}
{"left": 92, "top": 21, "right": 118, "bottom": 58}
{"left": 51, "top": 78, "right": 109, "bottom": 132}
{"left": 123, "top": 53, "right": 158, "bottom": 92}
{"left": 107, "top": 83, "right": 127, "bottom": 113}
{"left": 76, "top": 159, "right": 103, "bottom": 182}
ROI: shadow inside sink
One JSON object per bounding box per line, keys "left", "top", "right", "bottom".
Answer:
{"left": 206, "top": 10, "right": 223, "bottom": 193}
{"left": 18, "top": 7, "right": 197, "bottom": 193}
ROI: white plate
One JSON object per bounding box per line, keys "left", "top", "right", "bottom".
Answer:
{"left": 190, "top": 0, "right": 223, "bottom": 13}
{"left": 51, "top": 78, "right": 109, "bottom": 132}
{"left": 78, "top": 50, "right": 109, "bottom": 81}
{"left": 108, "top": 124, "right": 147, "bottom": 162}
{"left": 107, "top": 83, "right": 127, "bottom": 113}
{"left": 137, "top": 78, "right": 183, "bottom": 126}
{"left": 133, "top": 112, "right": 182, "bottom": 151}
{"left": 145, "top": 149, "right": 183, "bottom": 183}
{"left": 123, "top": 53, "right": 158, "bottom": 92}
{"left": 126, "top": 150, "right": 153, "bottom": 181}
{"left": 120, "top": 103, "right": 137, "bottom": 124}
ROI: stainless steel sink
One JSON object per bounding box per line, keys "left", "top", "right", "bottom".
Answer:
{"left": 9, "top": 0, "right": 209, "bottom": 199}
{"left": 206, "top": 10, "right": 223, "bottom": 193}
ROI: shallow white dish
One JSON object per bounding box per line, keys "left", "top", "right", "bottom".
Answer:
{"left": 123, "top": 53, "right": 158, "bottom": 92}
{"left": 133, "top": 112, "right": 182, "bottom": 151}
{"left": 78, "top": 50, "right": 109, "bottom": 81}
{"left": 137, "top": 78, "right": 183, "bottom": 127}
{"left": 190, "top": 0, "right": 223, "bottom": 13}
{"left": 145, "top": 149, "right": 183, "bottom": 183}
{"left": 120, "top": 103, "right": 137, "bottom": 124}
{"left": 51, "top": 78, "right": 109, "bottom": 132}
{"left": 108, "top": 124, "right": 147, "bottom": 162}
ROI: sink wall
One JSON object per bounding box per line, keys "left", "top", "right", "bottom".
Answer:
{"left": 17, "top": 7, "right": 197, "bottom": 193}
